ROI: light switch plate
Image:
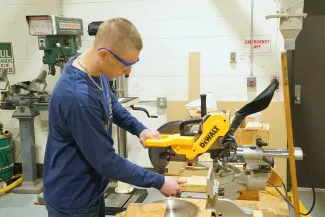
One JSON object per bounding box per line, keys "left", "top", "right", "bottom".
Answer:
{"left": 230, "top": 52, "right": 237, "bottom": 63}
{"left": 157, "top": 97, "right": 167, "bottom": 109}
{"left": 247, "top": 76, "right": 256, "bottom": 87}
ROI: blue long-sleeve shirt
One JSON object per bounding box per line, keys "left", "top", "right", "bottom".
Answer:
{"left": 43, "top": 53, "right": 165, "bottom": 213}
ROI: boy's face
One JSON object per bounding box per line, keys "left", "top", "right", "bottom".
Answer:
{"left": 98, "top": 48, "right": 140, "bottom": 79}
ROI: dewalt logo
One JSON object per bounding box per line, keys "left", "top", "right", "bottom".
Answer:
{"left": 199, "top": 125, "right": 219, "bottom": 148}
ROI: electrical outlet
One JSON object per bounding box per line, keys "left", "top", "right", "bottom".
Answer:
{"left": 157, "top": 97, "right": 167, "bottom": 109}
{"left": 230, "top": 52, "right": 237, "bottom": 63}
{"left": 247, "top": 77, "right": 256, "bottom": 87}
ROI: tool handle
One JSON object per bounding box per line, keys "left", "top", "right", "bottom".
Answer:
{"left": 256, "top": 138, "right": 268, "bottom": 147}
{"left": 180, "top": 118, "right": 202, "bottom": 136}
{"left": 200, "top": 94, "right": 207, "bottom": 117}
{"left": 130, "top": 105, "right": 158, "bottom": 118}
{"left": 20, "top": 97, "right": 40, "bottom": 100}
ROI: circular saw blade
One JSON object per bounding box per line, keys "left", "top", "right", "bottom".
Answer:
{"left": 148, "top": 121, "right": 182, "bottom": 173}
{"left": 154, "top": 199, "right": 200, "bottom": 217}
{"left": 148, "top": 147, "right": 169, "bottom": 174}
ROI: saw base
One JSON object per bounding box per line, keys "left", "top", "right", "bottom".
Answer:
{"left": 104, "top": 186, "right": 148, "bottom": 215}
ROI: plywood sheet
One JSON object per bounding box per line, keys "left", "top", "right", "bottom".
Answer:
{"left": 236, "top": 187, "right": 290, "bottom": 217}
{"left": 115, "top": 203, "right": 166, "bottom": 217}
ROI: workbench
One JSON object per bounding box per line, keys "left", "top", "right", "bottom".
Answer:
{"left": 166, "top": 165, "right": 290, "bottom": 217}
{"left": 174, "top": 194, "right": 289, "bottom": 217}
{"left": 114, "top": 188, "right": 290, "bottom": 217}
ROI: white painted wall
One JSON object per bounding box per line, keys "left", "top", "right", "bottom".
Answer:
{"left": 0, "top": 0, "right": 284, "bottom": 166}
{"left": 64, "top": 0, "right": 284, "bottom": 102}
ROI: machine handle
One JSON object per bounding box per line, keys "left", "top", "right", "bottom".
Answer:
{"left": 145, "top": 134, "right": 194, "bottom": 147}
{"left": 200, "top": 94, "right": 207, "bottom": 117}
{"left": 256, "top": 138, "right": 268, "bottom": 147}
{"left": 20, "top": 97, "right": 40, "bottom": 100}
{"left": 180, "top": 118, "right": 203, "bottom": 136}
{"left": 130, "top": 105, "right": 158, "bottom": 118}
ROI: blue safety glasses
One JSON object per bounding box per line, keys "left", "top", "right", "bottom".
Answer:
{"left": 98, "top": 48, "right": 139, "bottom": 67}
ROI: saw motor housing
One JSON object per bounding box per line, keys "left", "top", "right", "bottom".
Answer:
{"left": 146, "top": 113, "right": 230, "bottom": 162}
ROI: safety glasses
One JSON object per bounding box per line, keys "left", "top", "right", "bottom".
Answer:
{"left": 98, "top": 48, "right": 139, "bottom": 68}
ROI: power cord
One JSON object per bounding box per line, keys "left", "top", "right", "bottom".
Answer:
{"left": 267, "top": 154, "right": 316, "bottom": 216}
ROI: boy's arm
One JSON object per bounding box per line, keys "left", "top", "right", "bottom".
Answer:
{"left": 66, "top": 104, "right": 165, "bottom": 189}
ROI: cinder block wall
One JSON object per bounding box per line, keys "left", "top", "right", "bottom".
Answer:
{"left": 0, "top": 0, "right": 284, "bottom": 167}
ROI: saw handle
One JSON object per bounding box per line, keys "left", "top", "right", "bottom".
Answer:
{"left": 180, "top": 118, "right": 202, "bottom": 136}
{"left": 200, "top": 94, "right": 207, "bottom": 117}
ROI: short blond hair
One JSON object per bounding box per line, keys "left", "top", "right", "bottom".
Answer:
{"left": 95, "top": 18, "right": 142, "bottom": 52}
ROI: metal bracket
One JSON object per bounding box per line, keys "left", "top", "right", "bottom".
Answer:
{"left": 265, "top": 11, "right": 307, "bottom": 50}
{"left": 295, "top": 85, "right": 301, "bottom": 104}
{"left": 265, "top": 13, "right": 307, "bottom": 19}
{"left": 157, "top": 97, "right": 167, "bottom": 109}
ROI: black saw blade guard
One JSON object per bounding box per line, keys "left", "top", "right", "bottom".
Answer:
{"left": 221, "top": 79, "right": 279, "bottom": 148}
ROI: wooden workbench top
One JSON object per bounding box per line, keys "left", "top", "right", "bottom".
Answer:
{"left": 165, "top": 166, "right": 290, "bottom": 217}
{"left": 179, "top": 194, "right": 289, "bottom": 217}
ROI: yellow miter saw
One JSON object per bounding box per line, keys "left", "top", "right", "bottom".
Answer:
{"left": 146, "top": 79, "right": 280, "bottom": 173}
{"left": 146, "top": 79, "right": 306, "bottom": 217}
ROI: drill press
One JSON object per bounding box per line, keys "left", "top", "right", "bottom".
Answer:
{"left": 0, "top": 15, "right": 83, "bottom": 194}
{"left": 26, "top": 15, "right": 83, "bottom": 76}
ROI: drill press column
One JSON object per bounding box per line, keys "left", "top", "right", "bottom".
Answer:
{"left": 116, "top": 76, "right": 128, "bottom": 158}
{"left": 115, "top": 75, "right": 134, "bottom": 194}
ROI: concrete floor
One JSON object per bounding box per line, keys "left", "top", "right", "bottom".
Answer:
{"left": 0, "top": 187, "right": 163, "bottom": 217}
{"left": 0, "top": 188, "right": 324, "bottom": 217}
{"left": 289, "top": 189, "right": 325, "bottom": 217}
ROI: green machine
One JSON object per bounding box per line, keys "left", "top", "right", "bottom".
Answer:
{"left": 0, "top": 16, "right": 83, "bottom": 194}
{"left": 0, "top": 123, "right": 13, "bottom": 183}
{"left": 26, "top": 15, "right": 84, "bottom": 75}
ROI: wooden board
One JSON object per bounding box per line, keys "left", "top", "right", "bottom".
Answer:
{"left": 245, "top": 122, "right": 264, "bottom": 130}
{"left": 238, "top": 190, "right": 260, "bottom": 201}
{"left": 189, "top": 52, "right": 200, "bottom": 102}
{"left": 236, "top": 187, "right": 290, "bottom": 217}
{"left": 115, "top": 203, "right": 167, "bottom": 217}
{"left": 235, "top": 124, "right": 270, "bottom": 145}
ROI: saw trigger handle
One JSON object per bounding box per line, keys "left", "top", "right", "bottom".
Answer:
{"left": 180, "top": 118, "right": 202, "bottom": 136}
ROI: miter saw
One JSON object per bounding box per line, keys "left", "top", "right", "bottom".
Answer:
{"left": 146, "top": 79, "right": 305, "bottom": 217}
{"left": 147, "top": 79, "right": 280, "bottom": 173}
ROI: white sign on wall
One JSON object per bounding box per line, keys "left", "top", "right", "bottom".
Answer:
{"left": 244, "top": 35, "right": 271, "bottom": 54}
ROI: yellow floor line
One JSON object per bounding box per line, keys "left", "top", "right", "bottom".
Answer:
{"left": 288, "top": 193, "right": 312, "bottom": 217}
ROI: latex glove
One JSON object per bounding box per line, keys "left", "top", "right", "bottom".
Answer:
{"left": 139, "top": 129, "right": 161, "bottom": 149}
